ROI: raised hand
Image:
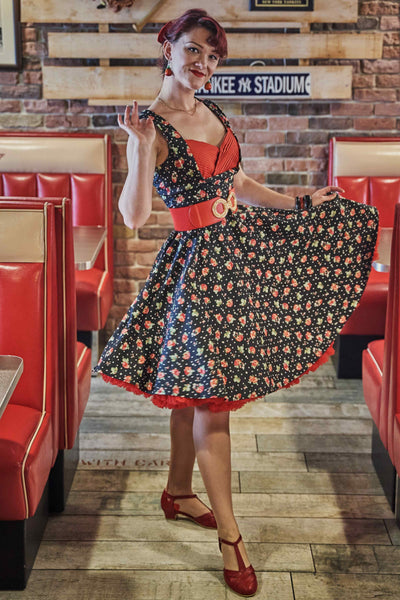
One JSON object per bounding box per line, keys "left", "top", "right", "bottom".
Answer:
{"left": 118, "top": 100, "right": 156, "bottom": 149}
{"left": 311, "top": 186, "right": 345, "bottom": 206}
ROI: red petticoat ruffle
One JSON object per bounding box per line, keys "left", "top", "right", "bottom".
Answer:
{"left": 98, "top": 342, "right": 335, "bottom": 412}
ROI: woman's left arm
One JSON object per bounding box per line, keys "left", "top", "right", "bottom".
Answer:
{"left": 233, "top": 166, "right": 344, "bottom": 209}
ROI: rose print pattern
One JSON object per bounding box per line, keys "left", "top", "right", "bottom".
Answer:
{"left": 95, "top": 101, "right": 379, "bottom": 412}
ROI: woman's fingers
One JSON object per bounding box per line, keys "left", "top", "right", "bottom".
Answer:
{"left": 118, "top": 101, "right": 156, "bottom": 146}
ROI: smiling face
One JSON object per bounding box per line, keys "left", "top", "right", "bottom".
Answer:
{"left": 164, "top": 26, "right": 220, "bottom": 90}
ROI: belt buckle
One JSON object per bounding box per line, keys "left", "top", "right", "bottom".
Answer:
{"left": 211, "top": 190, "right": 237, "bottom": 219}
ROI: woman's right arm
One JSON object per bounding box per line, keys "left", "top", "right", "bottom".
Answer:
{"left": 118, "top": 101, "right": 158, "bottom": 229}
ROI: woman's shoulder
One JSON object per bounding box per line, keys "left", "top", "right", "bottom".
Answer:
{"left": 201, "top": 99, "right": 231, "bottom": 127}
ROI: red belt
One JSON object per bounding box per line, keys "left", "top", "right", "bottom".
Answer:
{"left": 169, "top": 191, "right": 237, "bottom": 231}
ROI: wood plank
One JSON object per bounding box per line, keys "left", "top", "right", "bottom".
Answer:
{"left": 43, "top": 65, "right": 352, "bottom": 101}
{"left": 134, "top": 0, "right": 169, "bottom": 32}
{"left": 11, "top": 571, "right": 294, "bottom": 600}
{"left": 35, "top": 540, "right": 313, "bottom": 572}
{"left": 21, "top": 0, "right": 358, "bottom": 24}
{"left": 98, "top": 24, "right": 109, "bottom": 67}
{"left": 48, "top": 32, "right": 383, "bottom": 60}
{"left": 239, "top": 471, "right": 385, "bottom": 495}
{"left": 77, "top": 450, "right": 307, "bottom": 472}
{"left": 292, "top": 573, "right": 400, "bottom": 600}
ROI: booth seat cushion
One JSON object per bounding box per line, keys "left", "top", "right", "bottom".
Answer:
{"left": 331, "top": 175, "right": 398, "bottom": 339}
{"left": 362, "top": 339, "right": 384, "bottom": 428}
{"left": 334, "top": 176, "right": 400, "bottom": 227}
{"left": 0, "top": 172, "right": 107, "bottom": 271}
{"left": 77, "top": 342, "right": 92, "bottom": 430}
{"left": 1, "top": 171, "right": 114, "bottom": 333}
{"left": 369, "top": 177, "right": 400, "bottom": 227}
{"left": 340, "top": 269, "right": 389, "bottom": 336}
{"left": 75, "top": 268, "right": 113, "bottom": 331}
{"left": 0, "top": 405, "right": 54, "bottom": 520}
{"left": 335, "top": 176, "right": 369, "bottom": 205}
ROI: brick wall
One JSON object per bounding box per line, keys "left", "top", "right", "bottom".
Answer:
{"left": 0, "top": 0, "right": 399, "bottom": 336}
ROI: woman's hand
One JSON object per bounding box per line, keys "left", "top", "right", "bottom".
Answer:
{"left": 311, "top": 186, "right": 345, "bottom": 206}
{"left": 118, "top": 101, "right": 156, "bottom": 149}
{"left": 117, "top": 101, "right": 158, "bottom": 229}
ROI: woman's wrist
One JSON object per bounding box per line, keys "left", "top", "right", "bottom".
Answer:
{"left": 295, "top": 195, "right": 312, "bottom": 210}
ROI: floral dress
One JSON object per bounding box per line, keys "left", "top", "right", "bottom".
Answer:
{"left": 95, "top": 100, "right": 379, "bottom": 412}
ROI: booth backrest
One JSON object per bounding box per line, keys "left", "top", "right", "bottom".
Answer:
{"left": 0, "top": 133, "right": 113, "bottom": 279}
{"left": 0, "top": 201, "right": 59, "bottom": 452}
{"left": 0, "top": 196, "right": 90, "bottom": 449}
{"left": 381, "top": 204, "right": 400, "bottom": 462}
{"left": 329, "top": 137, "right": 400, "bottom": 227}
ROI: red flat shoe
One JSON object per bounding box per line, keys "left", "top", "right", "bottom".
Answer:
{"left": 160, "top": 489, "right": 217, "bottom": 529}
{"left": 219, "top": 534, "right": 258, "bottom": 597}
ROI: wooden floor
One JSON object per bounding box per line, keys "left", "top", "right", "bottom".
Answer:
{"left": 2, "top": 359, "right": 400, "bottom": 599}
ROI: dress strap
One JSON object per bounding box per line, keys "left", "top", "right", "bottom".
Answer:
{"left": 201, "top": 99, "right": 242, "bottom": 165}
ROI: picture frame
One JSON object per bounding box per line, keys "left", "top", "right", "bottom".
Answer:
{"left": 249, "top": 0, "right": 314, "bottom": 10}
{"left": 0, "top": 0, "right": 21, "bottom": 69}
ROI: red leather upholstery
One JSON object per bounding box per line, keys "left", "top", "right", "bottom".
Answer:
{"left": 362, "top": 339, "right": 384, "bottom": 428}
{"left": 0, "top": 202, "right": 59, "bottom": 519}
{"left": 75, "top": 268, "right": 113, "bottom": 331}
{"left": 381, "top": 204, "right": 400, "bottom": 464}
{"left": 369, "top": 178, "right": 400, "bottom": 228}
{"left": 340, "top": 269, "right": 389, "bottom": 336}
{"left": 0, "top": 197, "right": 92, "bottom": 450}
{"left": 0, "top": 133, "right": 113, "bottom": 331}
{"left": 77, "top": 342, "right": 92, "bottom": 426}
{"left": 329, "top": 138, "right": 400, "bottom": 343}
{"left": 335, "top": 176, "right": 369, "bottom": 205}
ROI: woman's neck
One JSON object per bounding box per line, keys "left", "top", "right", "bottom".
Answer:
{"left": 157, "top": 79, "right": 197, "bottom": 112}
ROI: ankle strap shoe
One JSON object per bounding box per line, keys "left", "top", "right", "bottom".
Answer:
{"left": 161, "top": 489, "right": 217, "bottom": 529}
{"left": 218, "top": 534, "right": 258, "bottom": 597}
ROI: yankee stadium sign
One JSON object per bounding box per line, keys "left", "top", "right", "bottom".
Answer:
{"left": 196, "top": 72, "right": 311, "bottom": 100}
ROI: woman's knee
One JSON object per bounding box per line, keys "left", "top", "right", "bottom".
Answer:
{"left": 194, "top": 404, "right": 230, "bottom": 431}
{"left": 171, "top": 406, "right": 194, "bottom": 425}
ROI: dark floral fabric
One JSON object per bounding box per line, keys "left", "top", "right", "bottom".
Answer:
{"left": 145, "top": 100, "right": 241, "bottom": 208}
{"left": 96, "top": 100, "right": 379, "bottom": 412}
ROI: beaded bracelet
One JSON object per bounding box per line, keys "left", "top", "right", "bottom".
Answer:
{"left": 295, "top": 195, "right": 312, "bottom": 210}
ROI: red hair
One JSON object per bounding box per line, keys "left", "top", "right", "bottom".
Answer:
{"left": 158, "top": 9, "right": 228, "bottom": 60}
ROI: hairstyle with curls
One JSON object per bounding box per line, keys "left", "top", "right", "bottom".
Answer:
{"left": 157, "top": 9, "right": 227, "bottom": 72}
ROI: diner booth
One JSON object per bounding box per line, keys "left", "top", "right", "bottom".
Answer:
{"left": 0, "top": 134, "right": 113, "bottom": 588}
{"left": 329, "top": 137, "right": 400, "bottom": 518}
{"left": 328, "top": 137, "right": 400, "bottom": 378}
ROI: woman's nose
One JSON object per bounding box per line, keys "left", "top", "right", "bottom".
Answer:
{"left": 194, "top": 54, "right": 206, "bottom": 67}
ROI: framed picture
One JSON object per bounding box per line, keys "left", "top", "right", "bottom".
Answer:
{"left": 0, "top": 0, "right": 21, "bottom": 69}
{"left": 250, "top": 0, "right": 313, "bottom": 10}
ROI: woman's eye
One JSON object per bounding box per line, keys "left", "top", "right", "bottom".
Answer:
{"left": 187, "top": 46, "right": 199, "bottom": 53}
{"left": 210, "top": 54, "right": 218, "bottom": 61}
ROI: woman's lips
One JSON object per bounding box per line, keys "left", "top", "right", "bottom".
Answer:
{"left": 190, "top": 70, "right": 205, "bottom": 78}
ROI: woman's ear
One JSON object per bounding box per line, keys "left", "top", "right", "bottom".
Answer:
{"left": 163, "top": 40, "right": 172, "bottom": 61}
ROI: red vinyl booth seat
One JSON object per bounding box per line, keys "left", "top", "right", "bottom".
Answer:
{"left": 0, "top": 134, "right": 113, "bottom": 332}
{"left": 329, "top": 139, "right": 400, "bottom": 338}
{"left": 0, "top": 198, "right": 92, "bottom": 451}
{"left": 362, "top": 339, "right": 384, "bottom": 429}
{"left": 383, "top": 204, "right": 400, "bottom": 468}
{"left": 362, "top": 205, "right": 400, "bottom": 478}
{"left": 77, "top": 342, "right": 92, "bottom": 427}
{"left": 329, "top": 138, "right": 400, "bottom": 378}
{"left": 0, "top": 203, "right": 59, "bottom": 520}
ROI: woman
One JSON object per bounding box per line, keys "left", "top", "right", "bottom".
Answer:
{"left": 96, "top": 9, "right": 379, "bottom": 597}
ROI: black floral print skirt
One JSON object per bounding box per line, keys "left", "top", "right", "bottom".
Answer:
{"left": 95, "top": 198, "right": 379, "bottom": 412}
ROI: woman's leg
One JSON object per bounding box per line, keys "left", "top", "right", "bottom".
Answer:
{"left": 165, "top": 406, "right": 211, "bottom": 517}
{"left": 193, "top": 405, "right": 251, "bottom": 571}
